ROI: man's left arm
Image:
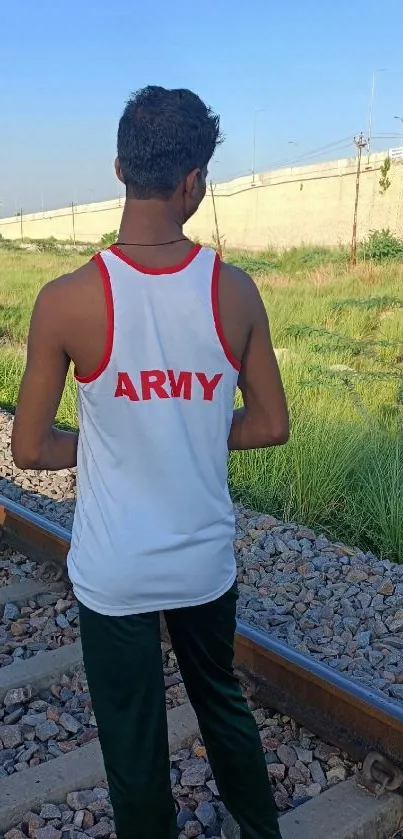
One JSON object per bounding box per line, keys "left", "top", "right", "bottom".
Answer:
{"left": 11, "top": 281, "right": 78, "bottom": 471}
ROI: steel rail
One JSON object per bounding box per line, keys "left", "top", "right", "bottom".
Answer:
{"left": 0, "top": 494, "right": 70, "bottom": 564}
{"left": 235, "top": 622, "right": 403, "bottom": 767}
{"left": 1, "top": 492, "right": 403, "bottom": 770}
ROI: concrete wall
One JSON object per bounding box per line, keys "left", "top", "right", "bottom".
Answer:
{"left": 1, "top": 151, "right": 403, "bottom": 249}
{"left": 185, "top": 150, "right": 403, "bottom": 250}
{"left": 0, "top": 198, "right": 124, "bottom": 245}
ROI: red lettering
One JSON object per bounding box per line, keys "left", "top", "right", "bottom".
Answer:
{"left": 115, "top": 370, "right": 223, "bottom": 402}
{"left": 167, "top": 370, "right": 192, "bottom": 400}
{"left": 196, "top": 372, "right": 223, "bottom": 401}
{"left": 114, "top": 372, "right": 139, "bottom": 401}
{"left": 141, "top": 369, "right": 170, "bottom": 401}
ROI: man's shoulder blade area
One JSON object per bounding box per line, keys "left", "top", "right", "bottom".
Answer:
{"left": 42, "top": 259, "right": 99, "bottom": 296}
{"left": 36, "top": 260, "right": 102, "bottom": 318}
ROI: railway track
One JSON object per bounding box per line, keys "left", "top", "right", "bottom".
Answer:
{"left": 1, "top": 492, "right": 403, "bottom": 839}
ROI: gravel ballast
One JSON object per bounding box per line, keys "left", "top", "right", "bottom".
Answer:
{"left": 0, "top": 723, "right": 359, "bottom": 839}
{"left": 0, "top": 654, "right": 187, "bottom": 780}
{"left": 234, "top": 509, "right": 403, "bottom": 703}
{"left": 0, "top": 668, "right": 96, "bottom": 778}
{"left": 0, "top": 548, "right": 39, "bottom": 588}
{"left": 0, "top": 584, "right": 79, "bottom": 670}
{"left": 1, "top": 409, "right": 402, "bottom": 706}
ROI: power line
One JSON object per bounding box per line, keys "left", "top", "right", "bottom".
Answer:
{"left": 268, "top": 137, "right": 354, "bottom": 171}
{"left": 214, "top": 136, "right": 357, "bottom": 184}
{"left": 219, "top": 137, "right": 358, "bottom": 184}
{"left": 215, "top": 130, "right": 401, "bottom": 188}
{"left": 373, "top": 133, "right": 403, "bottom": 139}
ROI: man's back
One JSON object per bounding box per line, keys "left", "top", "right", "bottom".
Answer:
{"left": 37, "top": 240, "right": 258, "bottom": 387}
{"left": 68, "top": 243, "right": 240, "bottom": 614}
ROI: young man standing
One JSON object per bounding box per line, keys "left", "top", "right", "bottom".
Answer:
{"left": 12, "top": 86, "right": 288, "bottom": 839}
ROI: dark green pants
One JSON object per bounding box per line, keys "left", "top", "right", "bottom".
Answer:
{"left": 79, "top": 585, "right": 281, "bottom": 839}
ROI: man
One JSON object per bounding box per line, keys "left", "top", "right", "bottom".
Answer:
{"left": 12, "top": 86, "right": 288, "bottom": 839}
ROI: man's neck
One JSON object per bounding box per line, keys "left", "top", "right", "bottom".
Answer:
{"left": 118, "top": 198, "right": 185, "bottom": 246}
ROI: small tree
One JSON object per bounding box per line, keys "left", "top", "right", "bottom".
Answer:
{"left": 379, "top": 156, "right": 391, "bottom": 195}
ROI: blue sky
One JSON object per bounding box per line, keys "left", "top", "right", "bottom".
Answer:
{"left": 0, "top": 0, "right": 402, "bottom": 216}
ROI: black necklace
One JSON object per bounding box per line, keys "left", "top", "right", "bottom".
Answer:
{"left": 116, "top": 237, "right": 188, "bottom": 247}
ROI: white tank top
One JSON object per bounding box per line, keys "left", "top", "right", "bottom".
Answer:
{"left": 67, "top": 244, "right": 240, "bottom": 616}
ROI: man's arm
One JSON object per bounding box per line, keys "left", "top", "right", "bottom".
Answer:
{"left": 228, "top": 277, "right": 289, "bottom": 451}
{"left": 11, "top": 281, "right": 78, "bottom": 471}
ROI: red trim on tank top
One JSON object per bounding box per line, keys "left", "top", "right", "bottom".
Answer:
{"left": 75, "top": 254, "right": 114, "bottom": 384}
{"left": 211, "top": 253, "right": 241, "bottom": 372}
{"left": 109, "top": 243, "right": 202, "bottom": 275}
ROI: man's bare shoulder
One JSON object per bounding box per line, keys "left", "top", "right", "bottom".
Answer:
{"left": 33, "top": 260, "right": 102, "bottom": 326}
{"left": 213, "top": 259, "right": 265, "bottom": 362}
{"left": 219, "top": 260, "right": 262, "bottom": 313}
{"left": 220, "top": 260, "right": 256, "bottom": 288}
{"left": 38, "top": 259, "right": 99, "bottom": 302}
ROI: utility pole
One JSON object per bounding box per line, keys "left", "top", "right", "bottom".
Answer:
{"left": 71, "top": 202, "right": 76, "bottom": 245}
{"left": 351, "top": 133, "right": 367, "bottom": 265}
{"left": 210, "top": 181, "right": 222, "bottom": 258}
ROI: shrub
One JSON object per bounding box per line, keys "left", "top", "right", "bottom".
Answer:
{"left": 361, "top": 229, "right": 403, "bottom": 262}
{"left": 100, "top": 231, "right": 118, "bottom": 247}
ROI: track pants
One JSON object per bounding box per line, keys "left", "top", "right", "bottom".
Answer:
{"left": 79, "top": 584, "right": 281, "bottom": 839}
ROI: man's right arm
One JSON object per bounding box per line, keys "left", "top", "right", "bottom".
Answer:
{"left": 228, "top": 276, "right": 289, "bottom": 451}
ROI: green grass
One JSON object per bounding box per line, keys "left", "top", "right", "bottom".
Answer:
{"left": 0, "top": 243, "right": 402, "bottom": 562}
{"left": 229, "top": 359, "right": 403, "bottom": 562}
{"left": 226, "top": 244, "right": 349, "bottom": 277}
{"left": 0, "top": 249, "right": 85, "bottom": 343}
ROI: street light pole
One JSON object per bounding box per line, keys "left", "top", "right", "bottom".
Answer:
{"left": 367, "top": 68, "right": 386, "bottom": 162}
{"left": 367, "top": 71, "right": 376, "bottom": 160}
{"left": 394, "top": 116, "right": 403, "bottom": 146}
{"left": 252, "top": 109, "right": 265, "bottom": 184}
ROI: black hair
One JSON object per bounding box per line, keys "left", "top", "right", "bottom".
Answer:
{"left": 117, "top": 86, "right": 222, "bottom": 199}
